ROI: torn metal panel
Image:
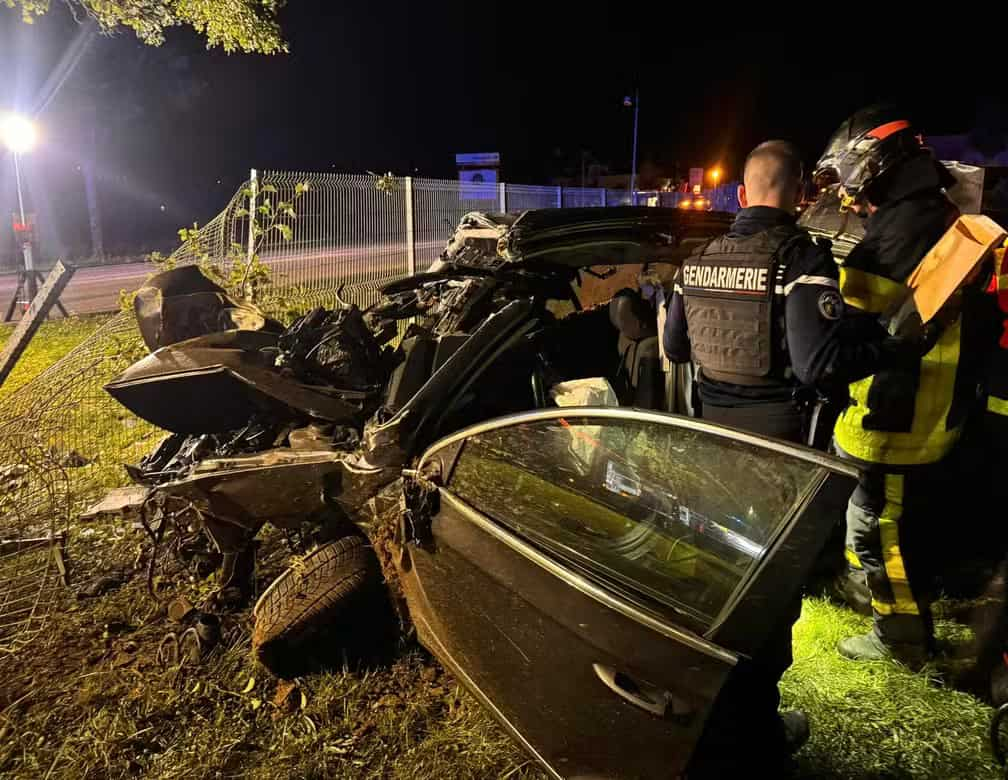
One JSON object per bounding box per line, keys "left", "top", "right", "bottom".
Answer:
{"left": 162, "top": 450, "right": 346, "bottom": 535}
{"left": 134, "top": 265, "right": 282, "bottom": 351}
{"left": 79, "top": 486, "right": 153, "bottom": 522}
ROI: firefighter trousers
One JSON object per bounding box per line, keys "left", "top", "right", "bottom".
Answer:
{"left": 845, "top": 466, "right": 939, "bottom": 648}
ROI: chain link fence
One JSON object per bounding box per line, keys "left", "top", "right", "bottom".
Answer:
{"left": 0, "top": 171, "right": 738, "bottom": 648}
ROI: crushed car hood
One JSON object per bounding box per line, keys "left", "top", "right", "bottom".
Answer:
{"left": 436, "top": 207, "right": 733, "bottom": 271}
{"left": 104, "top": 330, "right": 365, "bottom": 433}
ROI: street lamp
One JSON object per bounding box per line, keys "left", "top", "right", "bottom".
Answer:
{"left": 1, "top": 113, "right": 38, "bottom": 295}
{"left": 708, "top": 167, "right": 723, "bottom": 210}
{"left": 625, "top": 90, "right": 640, "bottom": 204}
{"left": 1, "top": 114, "right": 37, "bottom": 155}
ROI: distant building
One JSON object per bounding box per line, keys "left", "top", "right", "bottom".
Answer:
{"left": 456, "top": 153, "right": 501, "bottom": 186}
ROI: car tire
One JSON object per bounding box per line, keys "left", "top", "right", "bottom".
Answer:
{"left": 252, "top": 535, "right": 383, "bottom": 677}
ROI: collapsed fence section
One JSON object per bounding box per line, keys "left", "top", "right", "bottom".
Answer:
{"left": 0, "top": 311, "right": 155, "bottom": 650}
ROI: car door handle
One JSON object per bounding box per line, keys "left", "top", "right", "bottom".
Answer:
{"left": 592, "top": 663, "right": 693, "bottom": 721}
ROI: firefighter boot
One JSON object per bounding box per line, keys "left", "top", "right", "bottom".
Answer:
{"left": 780, "top": 710, "right": 810, "bottom": 754}
{"left": 837, "top": 630, "right": 927, "bottom": 668}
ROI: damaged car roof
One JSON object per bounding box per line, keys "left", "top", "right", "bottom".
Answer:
{"left": 438, "top": 207, "right": 733, "bottom": 271}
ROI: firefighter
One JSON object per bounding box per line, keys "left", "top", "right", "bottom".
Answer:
{"left": 813, "top": 105, "right": 992, "bottom": 664}
{"left": 668, "top": 140, "right": 937, "bottom": 773}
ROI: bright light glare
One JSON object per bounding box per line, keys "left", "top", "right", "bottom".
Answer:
{"left": 1, "top": 114, "right": 37, "bottom": 154}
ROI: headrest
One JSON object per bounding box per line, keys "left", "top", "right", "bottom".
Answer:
{"left": 608, "top": 289, "right": 657, "bottom": 341}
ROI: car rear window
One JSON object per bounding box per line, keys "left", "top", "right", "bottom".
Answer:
{"left": 446, "top": 416, "right": 824, "bottom": 631}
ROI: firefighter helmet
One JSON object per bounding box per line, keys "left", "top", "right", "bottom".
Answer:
{"left": 814, "top": 105, "right": 923, "bottom": 207}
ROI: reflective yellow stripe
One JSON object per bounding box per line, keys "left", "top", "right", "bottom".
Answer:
{"left": 989, "top": 395, "right": 1008, "bottom": 416}
{"left": 877, "top": 474, "right": 919, "bottom": 615}
{"left": 845, "top": 548, "right": 863, "bottom": 569}
{"left": 995, "top": 246, "right": 1008, "bottom": 290}
{"left": 839, "top": 266, "right": 908, "bottom": 313}
{"left": 835, "top": 317, "right": 963, "bottom": 466}
{"left": 872, "top": 599, "right": 895, "bottom": 615}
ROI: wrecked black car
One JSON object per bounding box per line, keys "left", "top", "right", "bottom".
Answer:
{"left": 104, "top": 206, "right": 866, "bottom": 778}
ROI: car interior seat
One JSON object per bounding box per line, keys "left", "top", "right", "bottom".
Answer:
{"left": 608, "top": 289, "right": 662, "bottom": 409}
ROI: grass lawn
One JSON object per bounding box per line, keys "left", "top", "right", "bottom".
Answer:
{"left": 0, "top": 315, "right": 109, "bottom": 399}
{"left": 785, "top": 599, "right": 1001, "bottom": 779}
{"left": 0, "top": 316, "right": 1004, "bottom": 778}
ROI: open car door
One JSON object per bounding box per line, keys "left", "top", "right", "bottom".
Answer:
{"left": 398, "top": 408, "right": 856, "bottom": 779}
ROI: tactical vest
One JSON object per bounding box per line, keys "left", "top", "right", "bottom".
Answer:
{"left": 681, "top": 225, "right": 804, "bottom": 385}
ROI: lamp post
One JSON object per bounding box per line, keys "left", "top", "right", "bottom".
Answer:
{"left": 709, "top": 166, "right": 722, "bottom": 210}
{"left": 2, "top": 114, "right": 38, "bottom": 297}
{"left": 625, "top": 90, "right": 640, "bottom": 205}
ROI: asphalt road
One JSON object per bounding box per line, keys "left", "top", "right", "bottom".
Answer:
{"left": 0, "top": 240, "right": 443, "bottom": 317}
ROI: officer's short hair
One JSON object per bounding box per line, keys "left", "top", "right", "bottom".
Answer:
{"left": 744, "top": 141, "right": 804, "bottom": 190}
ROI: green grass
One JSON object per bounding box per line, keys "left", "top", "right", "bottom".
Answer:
{"left": 785, "top": 599, "right": 1001, "bottom": 779}
{"left": 0, "top": 317, "right": 1005, "bottom": 778}
{"left": 0, "top": 316, "right": 109, "bottom": 399}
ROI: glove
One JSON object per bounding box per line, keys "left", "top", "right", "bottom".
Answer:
{"left": 882, "top": 294, "right": 946, "bottom": 356}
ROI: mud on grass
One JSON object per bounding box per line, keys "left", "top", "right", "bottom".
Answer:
{"left": 0, "top": 518, "right": 543, "bottom": 780}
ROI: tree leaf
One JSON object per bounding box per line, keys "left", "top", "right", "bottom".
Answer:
{"left": 295, "top": 182, "right": 310, "bottom": 195}
{"left": 275, "top": 224, "right": 293, "bottom": 241}
{"left": 242, "top": 677, "right": 256, "bottom": 694}
{"left": 250, "top": 698, "right": 263, "bottom": 711}
{"left": 284, "top": 207, "right": 297, "bottom": 220}
{"left": 261, "top": 183, "right": 277, "bottom": 194}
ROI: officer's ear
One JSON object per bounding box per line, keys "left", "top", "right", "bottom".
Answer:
{"left": 737, "top": 184, "right": 748, "bottom": 208}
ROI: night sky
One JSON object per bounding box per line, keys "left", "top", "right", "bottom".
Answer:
{"left": 0, "top": 5, "right": 1005, "bottom": 257}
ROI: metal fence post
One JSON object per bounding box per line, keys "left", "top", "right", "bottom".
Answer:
{"left": 601, "top": 188, "right": 607, "bottom": 208}
{"left": 556, "top": 186, "right": 562, "bottom": 208}
{"left": 246, "top": 168, "right": 258, "bottom": 269}
{"left": 498, "top": 182, "right": 506, "bottom": 213}
{"left": 405, "top": 176, "right": 416, "bottom": 276}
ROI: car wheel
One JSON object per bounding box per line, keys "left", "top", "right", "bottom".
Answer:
{"left": 252, "top": 534, "right": 383, "bottom": 677}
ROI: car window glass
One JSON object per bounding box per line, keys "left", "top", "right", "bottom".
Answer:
{"left": 447, "top": 416, "right": 823, "bottom": 630}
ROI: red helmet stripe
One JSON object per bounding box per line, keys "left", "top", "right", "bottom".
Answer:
{"left": 866, "top": 120, "right": 911, "bottom": 140}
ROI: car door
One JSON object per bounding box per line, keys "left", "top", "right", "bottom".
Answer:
{"left": 397, "top": 407, "right": 856, "bottom": 780}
